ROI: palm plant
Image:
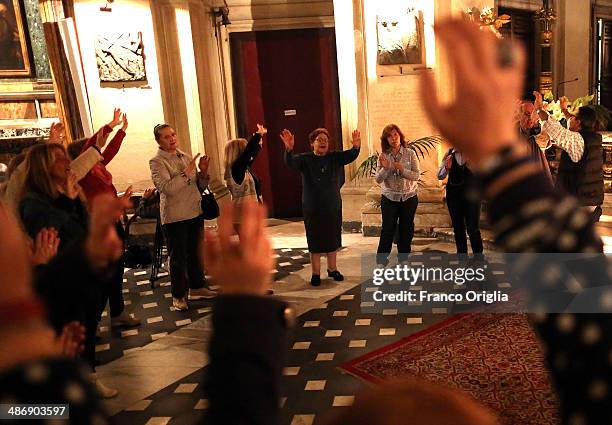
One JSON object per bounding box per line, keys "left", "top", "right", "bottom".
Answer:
{"left": 352, "top": 135, "right": 442, "bottom": 182}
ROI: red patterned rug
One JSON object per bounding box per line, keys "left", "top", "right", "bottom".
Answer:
{"left": 339, "top": 314, "right": 558, "bottom": 425}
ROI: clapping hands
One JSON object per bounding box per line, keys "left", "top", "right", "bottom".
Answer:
{"left": 55, "top": 321, "right": 86, "bottom": 358}
{"left": 85, "top": 190, "right": 132, "bottom": 269}
{"left": 30, "top": 227, "right": 60, "bottom": 266}
{"left": 379, "top": 155, "right": 391, "bottom": 169}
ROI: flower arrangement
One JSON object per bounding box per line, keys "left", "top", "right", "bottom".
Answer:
{"left": 542, "top": 93, "right": 611, "bottom": 130}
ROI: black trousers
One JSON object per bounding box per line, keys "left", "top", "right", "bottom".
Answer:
{"left": 98, "top": 222, "right": 126, "bottom": 319}
{"left": 446, "top": 187, "right": 483, "bottom": 254}
{"left": 163, "top": 216, "right": 205, "bottom": 299}
{"left": 377, "top": 195, "right": 418, "bottom": 257}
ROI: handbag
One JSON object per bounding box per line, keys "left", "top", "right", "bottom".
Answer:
{"left": 201, "top": 186, "right": 220, "bottom": 220}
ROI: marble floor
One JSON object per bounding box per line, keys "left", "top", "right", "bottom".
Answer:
{"left": 102, "top": 205, "right": 612, "bottom": 425}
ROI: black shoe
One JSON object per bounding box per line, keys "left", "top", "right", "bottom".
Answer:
{"left": 327, "top": 270, "right": 344, "bottom": 281}
{"left": 376, "top": 255, "right": 389, "bottom": 267}
{"left": 311, "top": 274, "right": 321, "bottom": 286}
{"left": 593, "top": 206, "right": 602, "bottom": 223}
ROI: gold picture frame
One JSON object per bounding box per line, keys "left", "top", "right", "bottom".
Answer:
{"left": 0, "top": 0, "right": 32, "bottom": 77}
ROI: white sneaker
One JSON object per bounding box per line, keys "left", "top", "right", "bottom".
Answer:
{"left": 90, "top": 373, "right": 118, "bottom": 399}
{"left": 172, "top": 297, "right": 189, "bottom": 311}
{"left": 188, "top": 287, "right": 217, "bottom": 300}
{"left": 111, "top": 312, "right": 141, "bottom": 328}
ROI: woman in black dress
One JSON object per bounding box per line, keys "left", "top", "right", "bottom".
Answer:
{"left": 281, "top": 127, "right": 360, "bottom": 286}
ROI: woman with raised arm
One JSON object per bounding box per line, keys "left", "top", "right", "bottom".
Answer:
{"left": 224, "top": 124, "right": 266, "bottom": 229}
{"left": 281, "top": 128, "right": 360, "bottom": 286}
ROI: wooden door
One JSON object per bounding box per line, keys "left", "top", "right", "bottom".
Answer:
{"left": 499, "top": 7, "right": 538, "bottom": 98}
{"left": 599, "top": 20, "right": 612, "bottom": 114}
{"left": 230, "top": 28, "right": 341, "bottom": 218}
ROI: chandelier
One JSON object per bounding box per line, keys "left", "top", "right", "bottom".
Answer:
{"left": 466, "top": 6, "right": 511, "bottom": 38}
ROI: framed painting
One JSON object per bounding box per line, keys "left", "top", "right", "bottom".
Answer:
{"left": 376, "top": 2, "right": 426, "bottom": 76}
{"left": 0, "top": 0, "right": 32, "bottom": 77}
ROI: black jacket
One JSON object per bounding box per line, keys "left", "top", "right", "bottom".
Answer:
{"left": 232, "top": 133, "right": 263, "bottom": 199}
{"left": 204, "top": 295, "right": 287, "bottom": 425}
{"left": 556, "top": 129, "right": 604, "bottom": 206}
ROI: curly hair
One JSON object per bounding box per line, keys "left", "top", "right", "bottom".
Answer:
{"left": 308, "top": 128, "right": 331, "bottom": 144}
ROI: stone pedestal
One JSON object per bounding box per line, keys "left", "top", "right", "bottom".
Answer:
{"left": 341, "top": 179, "right": 373, "bottom": 233}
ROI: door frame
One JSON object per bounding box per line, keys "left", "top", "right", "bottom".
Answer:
{"left": 216, "top": 17, "right": 335, "bottom": 141}
{"left": 593, "top": 3, "right": 612, "bottom": 107}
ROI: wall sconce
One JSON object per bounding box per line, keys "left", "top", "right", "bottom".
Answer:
{"left": 214, "top": 0, "right": 231, "bottom": 26}
{"left": 100, "top": 0, "right": 114, "bottom": 13}
{"left": 535, "top": 0, "right": 556, "bottom": 46}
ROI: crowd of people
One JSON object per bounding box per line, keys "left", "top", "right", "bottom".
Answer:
{"left": 0, "top": 16, "right": 609, "bottom": 425}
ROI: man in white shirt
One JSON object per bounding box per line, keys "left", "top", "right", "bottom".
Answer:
{"left": 534, "top": 91, "right": 604, "bottom": 220}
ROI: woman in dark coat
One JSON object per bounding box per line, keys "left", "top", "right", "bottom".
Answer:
{"left": 437, "top": 148, "right": 483, "bottom": 255}
{"left": 281, "top": 127, "right": 360, "bottom": 286}
{"left": 19, "top": 143, "right": 119, "bottom": 398}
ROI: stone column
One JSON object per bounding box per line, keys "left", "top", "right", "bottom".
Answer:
{"left": 151, "top": 0, "right": 227, "bottom": 187}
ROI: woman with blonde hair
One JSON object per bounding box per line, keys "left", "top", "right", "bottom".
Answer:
{"left": 224, "top": 124, "right": 267, "bottom": 214}
{"left": 19, "top": 142, "right": 121, "bottom": 398}
{"left": 20, "top": 143, "right": 88, "bottom": 248}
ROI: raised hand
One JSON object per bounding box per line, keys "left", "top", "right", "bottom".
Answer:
{"left": 420, "top": 19, "right": 525, "bottom": 164}
{"left": 96, "top": 127, "right": 111, "bottom": 149}
{"left": 142, "top": 188, "right": 156, "bottom": 199}
{"left": 198, "top": 155, "right": 210, "bottom": 175}
{"left": 30, "top": 227, "right": 60, "bottom": 265}
{"left": 48, "top": 122, "right": 65, "bottom": 144}
{"left": 121, "top": 113, "right": 129, "bottom": 132}
{"left": 533, "top": 91, "right": 544, "bottom": 110}
{"left": 109, "top": 108, "right": 122, "bottom": 128}
{"left": 351, "top": 129, "right": 361, "bottom": 149}
{"left": 280, "top": 129, "right": 295, "bottom": 151}
{"left": 85, "top": 192, "right": 132, "bottom": 269}
{"left": 560, "top": 96, "right": 569, "bottom": 111}
{"left": 64, "top": 172, "right": 81, "bottom": 200}
{"left": 445, "top": 154, "right": 453, "bottom": 169}
{"left": 185, "top": 153, "right": 201, "bottom": 176}
{"left": 203, "top": 200, "right": 274, "bottom": 295}
{"left": 55, "top": 321, "right": 85, "bottom": 358}
{"left": 256, "top": 123, "right": 268, "bottom": 136}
